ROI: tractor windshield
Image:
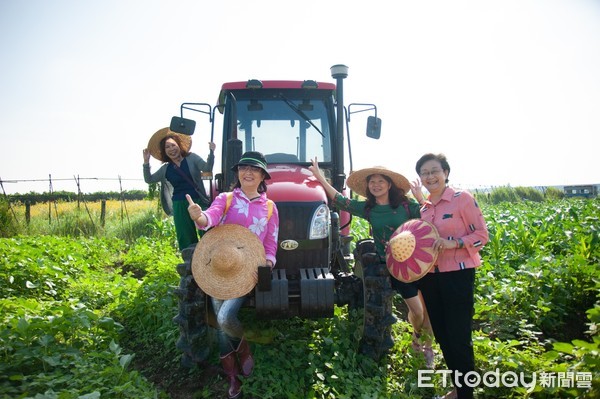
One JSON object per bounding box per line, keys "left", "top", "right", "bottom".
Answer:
{"left": 230, "top": 91, "right": 333, "bottom": 164}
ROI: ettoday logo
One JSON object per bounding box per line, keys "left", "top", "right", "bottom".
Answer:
{"left": 418, "top": 369, "right": 593, "bottom": 392}
{"left": 418, "top": 369, "right": 536, "bottom": 392}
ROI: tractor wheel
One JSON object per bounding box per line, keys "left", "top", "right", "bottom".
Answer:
{"left": 353, "top": 239, "right": 397, "bottom": 361}
{"left": 172, "top": 245, "right": 213, "bottom": 367}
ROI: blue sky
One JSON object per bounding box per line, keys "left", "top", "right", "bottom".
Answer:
{"left": 1, "top": 0, "right": 599, "bottom": 194}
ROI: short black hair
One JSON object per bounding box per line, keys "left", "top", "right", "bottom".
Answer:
{"left": 415, "top": 153, "right": 451, "bottom": 183}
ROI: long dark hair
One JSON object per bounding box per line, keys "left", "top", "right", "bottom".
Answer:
{"left": 159, "top": 134, "right": 190, "bottom": 163}
{"left": 363, "top": 174, "right": 408, "bottom": 215}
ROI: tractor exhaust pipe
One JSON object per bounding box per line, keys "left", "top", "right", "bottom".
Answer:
{"left": 330, "top": 64, "right": 348, "bottom": 192}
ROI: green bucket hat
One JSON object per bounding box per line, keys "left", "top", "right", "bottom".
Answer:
{"left": 232, "top": 151, "right": 271, "bottom": 179}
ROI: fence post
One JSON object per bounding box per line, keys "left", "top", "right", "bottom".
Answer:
{"left": 25, "top": 201, "right": 31, "bottom": 225}
{"left": 48, "top": 174, "right": 52, "bottom": 224}
{"left": 100, "top": 199, "right": 106, "bottom": 227}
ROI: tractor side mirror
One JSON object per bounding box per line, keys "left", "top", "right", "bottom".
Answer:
{"left": 366, "top": 116, "right": 381, "bottom": 139}
{"left": 170, "top": 116, "right": 196, "bottom": 135}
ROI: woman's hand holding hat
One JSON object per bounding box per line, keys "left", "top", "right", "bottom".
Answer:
{"left": 433, "top": 237, "right": 460, "bottom": 253}
{"left": 191, "top": 224, "right": 266, "bottom": 299}
{"left": 186, "top": 194, "right": 205, "bottom": 226}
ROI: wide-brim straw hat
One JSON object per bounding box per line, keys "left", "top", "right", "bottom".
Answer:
{"left": 147, "top": 127, "right": 192, "bottom": 162}
{"left": 346, "top": 166, "right": 411, "bottom": 197}
{"left": 385, "top": 219, "right": 440, "bottom": 283}
{"left": 191, "top": 224, "right": 265, "bottom": 300}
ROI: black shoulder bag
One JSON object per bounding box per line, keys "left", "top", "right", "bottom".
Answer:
{"left": 172, "top": 164, "right": 210, "bottom": 204}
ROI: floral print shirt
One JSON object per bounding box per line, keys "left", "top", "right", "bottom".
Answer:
{"left": 202, "top": 188, "right": 279, "bottom": 266}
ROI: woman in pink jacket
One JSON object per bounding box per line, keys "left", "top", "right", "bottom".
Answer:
{"left": 187, "top": 151, "right": 279, "bottom": 399}
{"left": 411, "top": 153, "right": 489, "bottom": 399}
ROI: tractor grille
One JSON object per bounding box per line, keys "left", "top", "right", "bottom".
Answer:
{"left": 276, "top": 201, "right": 318, "bottom": 238}
{"left": 275, "top": 202, "right": 330, "bottom": 279}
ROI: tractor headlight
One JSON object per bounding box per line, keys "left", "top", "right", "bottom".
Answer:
{"left": 309, "top": 204, "right": 330, "bottom": 239}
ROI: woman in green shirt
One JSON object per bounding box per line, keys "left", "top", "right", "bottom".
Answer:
{"left": 309, "top": 158, "right": 434, "bottom": 367}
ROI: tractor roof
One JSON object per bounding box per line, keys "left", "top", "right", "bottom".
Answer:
{"left": 218, "top": 80, "right": 336, "bottom": 105}
{"left": 221, "top": 80, "right": 336, "bottom": 91}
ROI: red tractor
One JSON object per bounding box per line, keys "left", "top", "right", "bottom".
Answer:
{"left": 170, "top": 65, "right": 396, "bottom": 365}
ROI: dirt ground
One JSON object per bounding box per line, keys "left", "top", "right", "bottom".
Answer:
{"left": 128, "top": 339, "right": 227, "bottom": 399}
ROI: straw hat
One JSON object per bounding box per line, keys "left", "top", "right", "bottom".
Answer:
{"left": 346, "top": 166, "right": 411, "bottom": 197}
{"left": 385, "top": 219, "right": 440, "bottom": 283}
{"left": 147, "top": 127, "right": 192, "bottom": 162}
{"left": 191, "top": 224, "right": 265, "bottom": 300}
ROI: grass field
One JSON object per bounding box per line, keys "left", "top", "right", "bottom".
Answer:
{"left": 2, "top": 198, "right": 166, "bottom": 242}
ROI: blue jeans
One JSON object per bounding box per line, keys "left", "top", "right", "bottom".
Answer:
{"left": 212, "top": 296, "right": 245, "bottom": 355}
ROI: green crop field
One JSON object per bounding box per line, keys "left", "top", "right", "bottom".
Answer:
{"left": 0, "top": 195, "right": 598, "bottom": 398}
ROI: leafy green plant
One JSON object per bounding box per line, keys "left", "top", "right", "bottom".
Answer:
{"left": 0, "top": 298, "right": 166, "bottom": 398}
{"left": 1, "top": 198, "right": 599, "bottom": 398}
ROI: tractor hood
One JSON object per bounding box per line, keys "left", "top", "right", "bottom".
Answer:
{"left": 265, "top": 165, "right": 328, "bottom": 203}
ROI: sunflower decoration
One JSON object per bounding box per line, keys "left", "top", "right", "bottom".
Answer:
{"left": 385, "top": 219, "right": 440, "bottom": 283}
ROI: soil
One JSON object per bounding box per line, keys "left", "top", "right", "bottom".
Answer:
{"left": 126, "top": 340, "right": 228, "bottom": 399}
{"left": 148, "top": 362, "right": 224, "bottom": 399}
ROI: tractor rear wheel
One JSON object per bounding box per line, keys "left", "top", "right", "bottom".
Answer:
{"left": 353, "top": 239, "right": 397, "bottom": 361}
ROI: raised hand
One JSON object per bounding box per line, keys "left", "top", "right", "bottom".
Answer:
{"left": 308, "top": 156, "right": 339, "bottom": 200}
{"left": 143, "top": 148, "right": 151, "bottom": 164}
{"left": 410, "top": 179, "right": 424, "bottom": 204}
{"left": 308, "top": 157, "right": 323, "bottom": 181}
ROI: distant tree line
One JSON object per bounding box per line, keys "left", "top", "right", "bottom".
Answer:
{"left": 3, "top": 185, "right": 575, "bottom": 206}
{"left": 5, "top": 189, "right": 152, "bottom": 205}
{"left": 474, "top": 185, "right": 565, "bottom": 205}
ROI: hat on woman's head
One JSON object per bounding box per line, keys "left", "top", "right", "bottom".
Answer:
{"left": 385, "top": 219, "right": 439, "bottom": 283}
{"left": 191, "top": 224, "right": 265, "bottom": 300}
{"left": 346, "top": 166, "right": 410, "bottom": 197}
{"left": 147, "top": 127, "right": 192, "bottom": 162}
{"left": 231, "top": 151, "right": 271, "bottom": 179}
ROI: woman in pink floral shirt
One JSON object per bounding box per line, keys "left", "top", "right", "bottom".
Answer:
{"left": 187, "top": 151, "right": 279, "bottom": 399}
{"left": 411, "top": 153, "right": 488, "bottom": 399}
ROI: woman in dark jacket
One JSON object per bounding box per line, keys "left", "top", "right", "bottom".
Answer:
{"left": 143, "top": 127, "right": 215, "bottom": 251}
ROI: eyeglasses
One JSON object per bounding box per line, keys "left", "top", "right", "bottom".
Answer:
{"left": 419, "top": 169, "right": 444, "bottom": 178}
{"left": 238, "top": 165, "right": 262, "bottom": 173}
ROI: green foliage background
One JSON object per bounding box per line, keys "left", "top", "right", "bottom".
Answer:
{"left": 0, "top": 194, "right": 598, "bottom": 398}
